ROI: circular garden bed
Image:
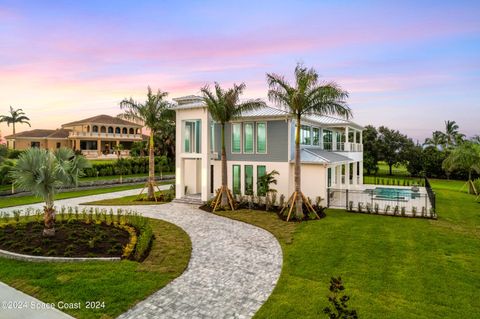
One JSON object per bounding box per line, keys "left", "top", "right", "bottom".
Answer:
{"left": 0, "top": 208, "right": 154, "bottom": 261}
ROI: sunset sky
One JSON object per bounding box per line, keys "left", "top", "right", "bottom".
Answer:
{"left": 1, "top": 0, "right": 479, "bottom": 142}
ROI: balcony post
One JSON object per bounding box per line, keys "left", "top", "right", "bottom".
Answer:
{"left": 97, "top": 139, "right": 101, "bottom": 156}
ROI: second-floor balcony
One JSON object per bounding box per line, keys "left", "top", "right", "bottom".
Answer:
{"left": 322, "top": 142, "right": 363, "bottom": 152}
{"left": 69, "top": 131, "right": 143, "bottom": 140}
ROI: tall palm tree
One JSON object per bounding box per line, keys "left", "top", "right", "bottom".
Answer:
{"left": 442, "top": 141, "right": 480, "bottom": 194}
{"left": 10, "top": 148, "right": 90, "bottom": 236}
{"left": 424, "top": 131, "right": 445, "bottom": 149}
{"left": 0, "top": 106, "right": 31, "bottom": 150}
{"left": 442, "top": 120, "right": 465, "bottom": 149}
{"left": 201, "top": 82, "right": 265, "bottom": 210}
{"left": 267, "top": 64, "right": 351, "bottom": 220}
{"left": 119, "top": 87, "right": 174, "bottom": 200}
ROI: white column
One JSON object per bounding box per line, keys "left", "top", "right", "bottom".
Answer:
{"left": 319, "top": 128, "right": 324, "bottom": 149}
{"left": 201, "top": 118, "right": 210, "bottom": 202}
{"left": 345, "top": 163, "right": 350, "bottom": 187}
{"left": 353, "top": 161, "right": 358, "bottom": 185}
{"left": 175, "top": 118, "right": 184, "bottom": 199}
{"left": 345, "top": 126, "right": 350, "bottom": 151}
{"left": 359, "top": 161, "right": 364, "bottom": 185}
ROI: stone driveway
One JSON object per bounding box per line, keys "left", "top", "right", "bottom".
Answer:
{"left": 0, "top": 188, "right": 283, "bottom": 319}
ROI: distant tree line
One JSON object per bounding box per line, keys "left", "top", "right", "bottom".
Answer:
{"left": 364, "top": 120, "right": 480, "bottom": 181}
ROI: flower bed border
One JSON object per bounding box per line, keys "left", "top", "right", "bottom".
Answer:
{"left": 0, "top": 248, "right": 121, "bottom": 262}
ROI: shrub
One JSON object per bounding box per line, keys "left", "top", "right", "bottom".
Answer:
{"left": 323, "top": 277, "right": 358, "bottom": 319}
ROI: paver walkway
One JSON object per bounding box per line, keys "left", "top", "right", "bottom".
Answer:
{"left": 0, "top": 187, "right": 283, "bottom": 319}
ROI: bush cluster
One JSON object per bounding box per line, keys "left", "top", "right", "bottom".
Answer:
{"left": 83, "top": 157, "right": 174, "bottom": 178}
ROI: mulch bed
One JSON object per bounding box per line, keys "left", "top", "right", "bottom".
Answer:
{"left": 0, "top": 221, "right": 130, "bottom": 258}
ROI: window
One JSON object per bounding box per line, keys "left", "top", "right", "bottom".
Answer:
{"left": 300, "top": 125, "right": 311, "bottom": 145}
{"left": 328, "top": 168, "right": 332, "bottom": 187}
{"left": 244, "top": 123, "right": 254, "bottom": 153}
{"left": 312, "top": 127, "right": 320, "bottom": 146}
{"left": 115, "top": 127, "right": 121, "bottom": 134}
{"left": 323, "top": 130, "right": 332, "bottom": 150}
{"left": 122, "top": 127, "right": 127, "bottom": 134}
{"left": 56, "top": 142, "right": 61, "bottom": 149}
{"left": 92, "top": 125, "right": 98, "bottom": 133}
{"left": 244, "top": 165, "right": 253, "bottom": 195}
{"left": 256, "top": 122, "right": 266, "bottom": 153}
{"left": 31, "top": 142, "right": 40, "bottom": 148}
{"left": 101, "top": 126, "right": 106, "bottom": 133}
{"left": 232, "top": 123, "right": 241, "bottom": 153}
{"left": 129, "top": 128, "right": 134, "bottom": 134}
{"left": 184, "top": 120, "right": 201, "bottom": 153}
{"left": 257, "top": 165, "right": 266, "bottom": 196}
{"left": 232, "top": 165, "right": 241, "bottom": 195}
{"left": 108, "top": 127, "right": 114, "bottom": 133}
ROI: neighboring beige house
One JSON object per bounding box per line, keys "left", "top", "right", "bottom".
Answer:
{"left": 5, "top": 114, "right": 144, "bottom": 158}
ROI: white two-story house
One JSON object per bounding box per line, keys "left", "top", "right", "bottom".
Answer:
{"left": 174, "top": 95, "right": 364, "bottom": 205}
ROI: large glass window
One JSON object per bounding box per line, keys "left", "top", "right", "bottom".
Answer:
{"left": 244, "top": 123, "right": 254, "bottom": 153}
{"left": 232, "top": 123, "right": 241, "bottom": 153}
{"left": 300, "top": 125, "right": 311, "bottom": 145}
{"left": 184, "top": 120, "right": 201, "bottom": 153}
{"left": 256, "top": 122, "right": 267, "bottom": 153}
{"left": 232, "top": 165, "right": 241, "bottom": 195}
{"left": 257, "top": 165, "right": 266, "bottom": 196}
{"left": 244, "top": 165, "right": 253, "bottom": 195}
{"left": 323, "top": 130, "right": 332, "bottom": 150}
{"left": 312, "top": 127, "right": 320, "bottom": 146}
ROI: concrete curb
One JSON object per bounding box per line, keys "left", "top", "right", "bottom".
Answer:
{"left": 0, "top": 249, "right": 121, "bottom": 262}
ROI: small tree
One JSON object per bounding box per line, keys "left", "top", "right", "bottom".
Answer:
{"left": 442, "top": 141, "right": 480, "bottom": 194}
{"left": 119, "top": 87, "right": 174, "bottom": 201}
{"left": 258, "top": 170, "right": 279, "bottom": 196}
{"left": 323, "top": 277, "right": 358, "bottom": 319}
{"left": 10, "top": 148, "right": 90, "bottom": 236}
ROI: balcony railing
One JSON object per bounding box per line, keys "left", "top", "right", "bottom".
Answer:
{"left": 320, "top": 142, "right": 363, "bottom": 152}
{"left": 69, "top": 132, "right": 142, "bottom": 139}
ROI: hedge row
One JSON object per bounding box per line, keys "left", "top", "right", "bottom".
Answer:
{"left": 82, "top": 157, "right": 174, "bottom": 178}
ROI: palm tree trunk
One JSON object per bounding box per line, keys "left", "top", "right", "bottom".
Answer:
{"left": 43, "top": 196, "right": 55, "bottom": 237}
{"left": 12, "top": 123, "right": 16, "bottom": 150}
{"left": 220, "top": 123, "right": 228, "bottom": 206}
{"left": 147, "top": 131, "right": 155, "bottom": 200}
{"left": 294, "top": 114, "right": 304, "bottom": 219}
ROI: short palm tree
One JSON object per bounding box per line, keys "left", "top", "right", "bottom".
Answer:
{"left": 0, "top": 106, "right": 31, "bottom": 150}
{"left": 119, "top": 87, "right": 174, "bottom": 201}
{"left": 267, "top": 64, "right": 351, "bottom": 220}
{"left": 442, "top": 141, "right": 480, "bottom": 194}
{"left": 201, "top": 82, "right": 265, "bottom": 210}
{"left": 10, "top": 148, "right": 90, "bottom": 236}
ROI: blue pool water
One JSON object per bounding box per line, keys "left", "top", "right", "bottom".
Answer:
{"left": 373, "top": 187, "right": 414, "bottom": 200}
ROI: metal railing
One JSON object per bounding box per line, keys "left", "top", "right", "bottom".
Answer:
{"left": 327, "top": 187, "right": 436, "bottom": 218}
{"left": 69, "top": 132, "right": 142, "bottom": 139}
{"left": 424, "top": 177, "right": 436, "bottom": 216}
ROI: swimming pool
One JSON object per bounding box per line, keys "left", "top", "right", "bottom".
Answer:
{"left": 372, "top": 187, "right": 418, "bottom": 200}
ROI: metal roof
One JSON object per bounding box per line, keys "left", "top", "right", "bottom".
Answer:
{"left": 295, "top": 148, "right": 353, "bottom": 164}
{"left": 240, "top": 106, "right": 288, "bottom": 117}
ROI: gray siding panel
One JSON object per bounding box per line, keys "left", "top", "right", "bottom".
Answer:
{"left": 212, "top": 120, "right": 288, "bottom": 162}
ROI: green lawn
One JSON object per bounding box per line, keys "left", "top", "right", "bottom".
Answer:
{"left": 375, "top": 161, "right": 410, "bottom": 176}
{"left": 0, "top": 218, "right": 192, "bottom": 319}
{"left": 79, "top": 172, "right": 174, "bottom": 182}
{"left": 0, "top": 184, "right": 143, "bottom": 209}
{"left": 82, "top": 190, "right": 172, "bottom": 206}
{"left": 0, "top": 181, "right": 173, "bottom": 209}
{"left": 217, "top": 179, "right": 480, "bottom": 318}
